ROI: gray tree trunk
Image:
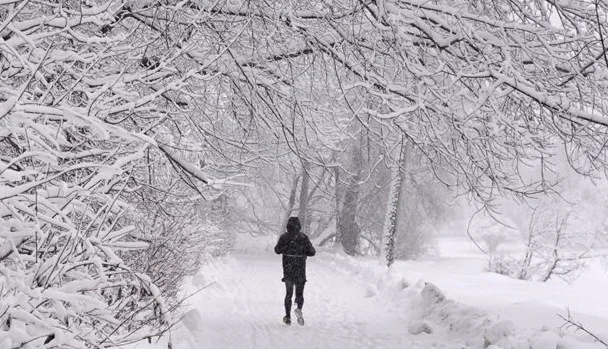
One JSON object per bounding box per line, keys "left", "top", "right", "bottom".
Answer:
{"left": 279, "top": 173, "right": 301, "bottom": 234}
{"left": 338, "top": 135, "right": 363, "bottom": 255}
{"left": 334, "top": 166, "right": 342, "bottom": 246}
{"left": 298, "top": 160, "right": 310, "bottom": 232}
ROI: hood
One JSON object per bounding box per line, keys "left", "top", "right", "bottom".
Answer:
{"left": 286, "top": 216, "right": 301, "bottom": 234}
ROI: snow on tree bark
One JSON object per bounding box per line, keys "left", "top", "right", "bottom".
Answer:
{"left": 383, "top": 141, "right": 408, "bottom": 267}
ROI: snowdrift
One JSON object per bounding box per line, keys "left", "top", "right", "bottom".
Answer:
{"left": 318, "top": 250, "right": 606, "bottom": 349}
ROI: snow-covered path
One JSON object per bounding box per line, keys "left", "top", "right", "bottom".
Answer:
{"left": 172, "top": 253, "right": 458, "bottom": 349}
{"left": 130, "top": 245, "right": 607, "bottom": 349}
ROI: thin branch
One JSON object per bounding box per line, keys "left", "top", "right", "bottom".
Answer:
{"left": 558, "top": 310, "right": 608, "bottom": 347}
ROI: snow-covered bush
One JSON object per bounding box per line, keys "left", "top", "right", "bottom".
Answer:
{"left": 122, "top": 144, "right": 239, "bottom": 302}
{"left": 516, "top": 204, "right": 588, "bottom": 282}
{"left": 122, "top": 181, "right": 235, "bottom": 301}
{"left": 0, "top": 155, "right": 170, "bottom": 347}
{"left": 486, "top": 193, "right": 606, "bottom": 282}
{"left": 479, "top": 224, "right": 517, "bottom": 275}
{"left": 488, "top": 255, "right": 521, "bottom": 277}
{"left": 0, "top": 1, "right": 220, "bottom": 346}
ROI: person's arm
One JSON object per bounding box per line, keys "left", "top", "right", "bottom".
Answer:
{"left": 304, "top": 236, "right": 316, "bottom": 257}
{"left": 274, "top": 234, "right": 287, "bottom": 254}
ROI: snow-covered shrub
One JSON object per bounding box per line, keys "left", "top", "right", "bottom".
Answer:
{"left": 0, "top": 167, "right": 170, "bottom": 347}
{"left": 516, "top": 202, "right": 592, "bottom": 282}
{"left": 0, "top": 95, "right": 173, "bottom": 345}
{"left": 469, "top": 214, "right": 516, "bottom": 256}
{"left": 119, "top": 145, "right": 236, "bottom": 302}
{"left": 0, "top": 2, "right": 215, "bottom": 346}
{"left": 486, "top": 193, "right": 606, "bottom": 282}
{"left": 488, "top": 255, "right": 521, "bottom": 277}
{"left": 122, "top": 215, "right": 213, "bottom": 299}
{"left": 468, "top": 211, "right": 583, "bottom": 281}
{"left": 480, "top": 223, "right": 521, "bottom": 276}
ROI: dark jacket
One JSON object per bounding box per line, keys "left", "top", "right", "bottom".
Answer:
{"left": 274, "top": 230, "right": 316, "bottom": 283}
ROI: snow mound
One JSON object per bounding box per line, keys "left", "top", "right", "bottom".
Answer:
{"left": 408, "top": 320, "right": 434, "bottom": 335}
{"left": 318, "top": 251, "right": 606, "bottom": 349}
{"left": 420, "top": 282, "right": 445, "bottom": 304}
{"left": 485, "top": 320, "right": 516, "bottom": 347}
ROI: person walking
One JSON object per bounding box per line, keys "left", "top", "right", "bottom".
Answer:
{"left": 274, "top": 217, "right": 316, "bottom": 325}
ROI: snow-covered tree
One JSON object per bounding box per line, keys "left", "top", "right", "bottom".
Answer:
{"left": 3, "top": 0, "right": 608, "bottom": 345}
{"left": 201, "top": 0, "right": 608, "bottom": 254}
{"left": 383, "top": 141, "right": 407, "bottom": 267}
{"left": 0, "top": 1, "right": 228, "bottom": 346}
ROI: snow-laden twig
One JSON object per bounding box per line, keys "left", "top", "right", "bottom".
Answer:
{"left": 558, "top": 309, "right": 608, "bottom": 347}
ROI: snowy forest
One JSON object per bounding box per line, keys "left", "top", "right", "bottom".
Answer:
{"left": 1, "top": 0, "right": 608, "bottom": 348}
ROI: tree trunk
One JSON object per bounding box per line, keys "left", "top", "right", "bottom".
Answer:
{"left": 279, "top": 173, "right": 301, "bottom": 234}
{"left": 338, "top": 133, "right": 364, "bottom": 255}
{"left": 333, "top": 165, "right": 342, "bottom": 247}
{"left": 298, "top": 160, "right": 310, "bottom": 232}
{"left": 383, "top": 140, "right": 408, "bottom": 267}
{"left": 340, "top": 187, "right": 360, "bottom": 255}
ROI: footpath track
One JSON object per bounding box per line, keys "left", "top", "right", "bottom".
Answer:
{"left": 172, "top": 253, "right": 467, "bottom": 349}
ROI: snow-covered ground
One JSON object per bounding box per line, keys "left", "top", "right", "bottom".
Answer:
{"left": 132, "top": 234, "right": 608, "bottom": 349}
{"left": 407, "top": 237, "right": 608, "bottom": 341}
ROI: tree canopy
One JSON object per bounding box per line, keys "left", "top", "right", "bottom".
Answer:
{"left": 1, "top": 0, "right": 608, "bottom": 347}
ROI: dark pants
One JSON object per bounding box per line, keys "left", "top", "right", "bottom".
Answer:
{"left": 284, "top": 281, "right": 305, "bottom": 317}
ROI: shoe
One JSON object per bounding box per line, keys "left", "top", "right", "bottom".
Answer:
{"left": 294, "top": 308, "right": 304, "bottom": 326}
{"left": 283, "top": 316, "right": 291, "bottom": 325}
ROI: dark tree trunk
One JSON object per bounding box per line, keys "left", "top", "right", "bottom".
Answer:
{"left": 279, "top": 173, "right": 301, "bottom": 234}
{"left": 337, "top": 133, "right": 363, "bottom": 255}
{"left": 298, "top": 160, "right": 310, "bottom": 232}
